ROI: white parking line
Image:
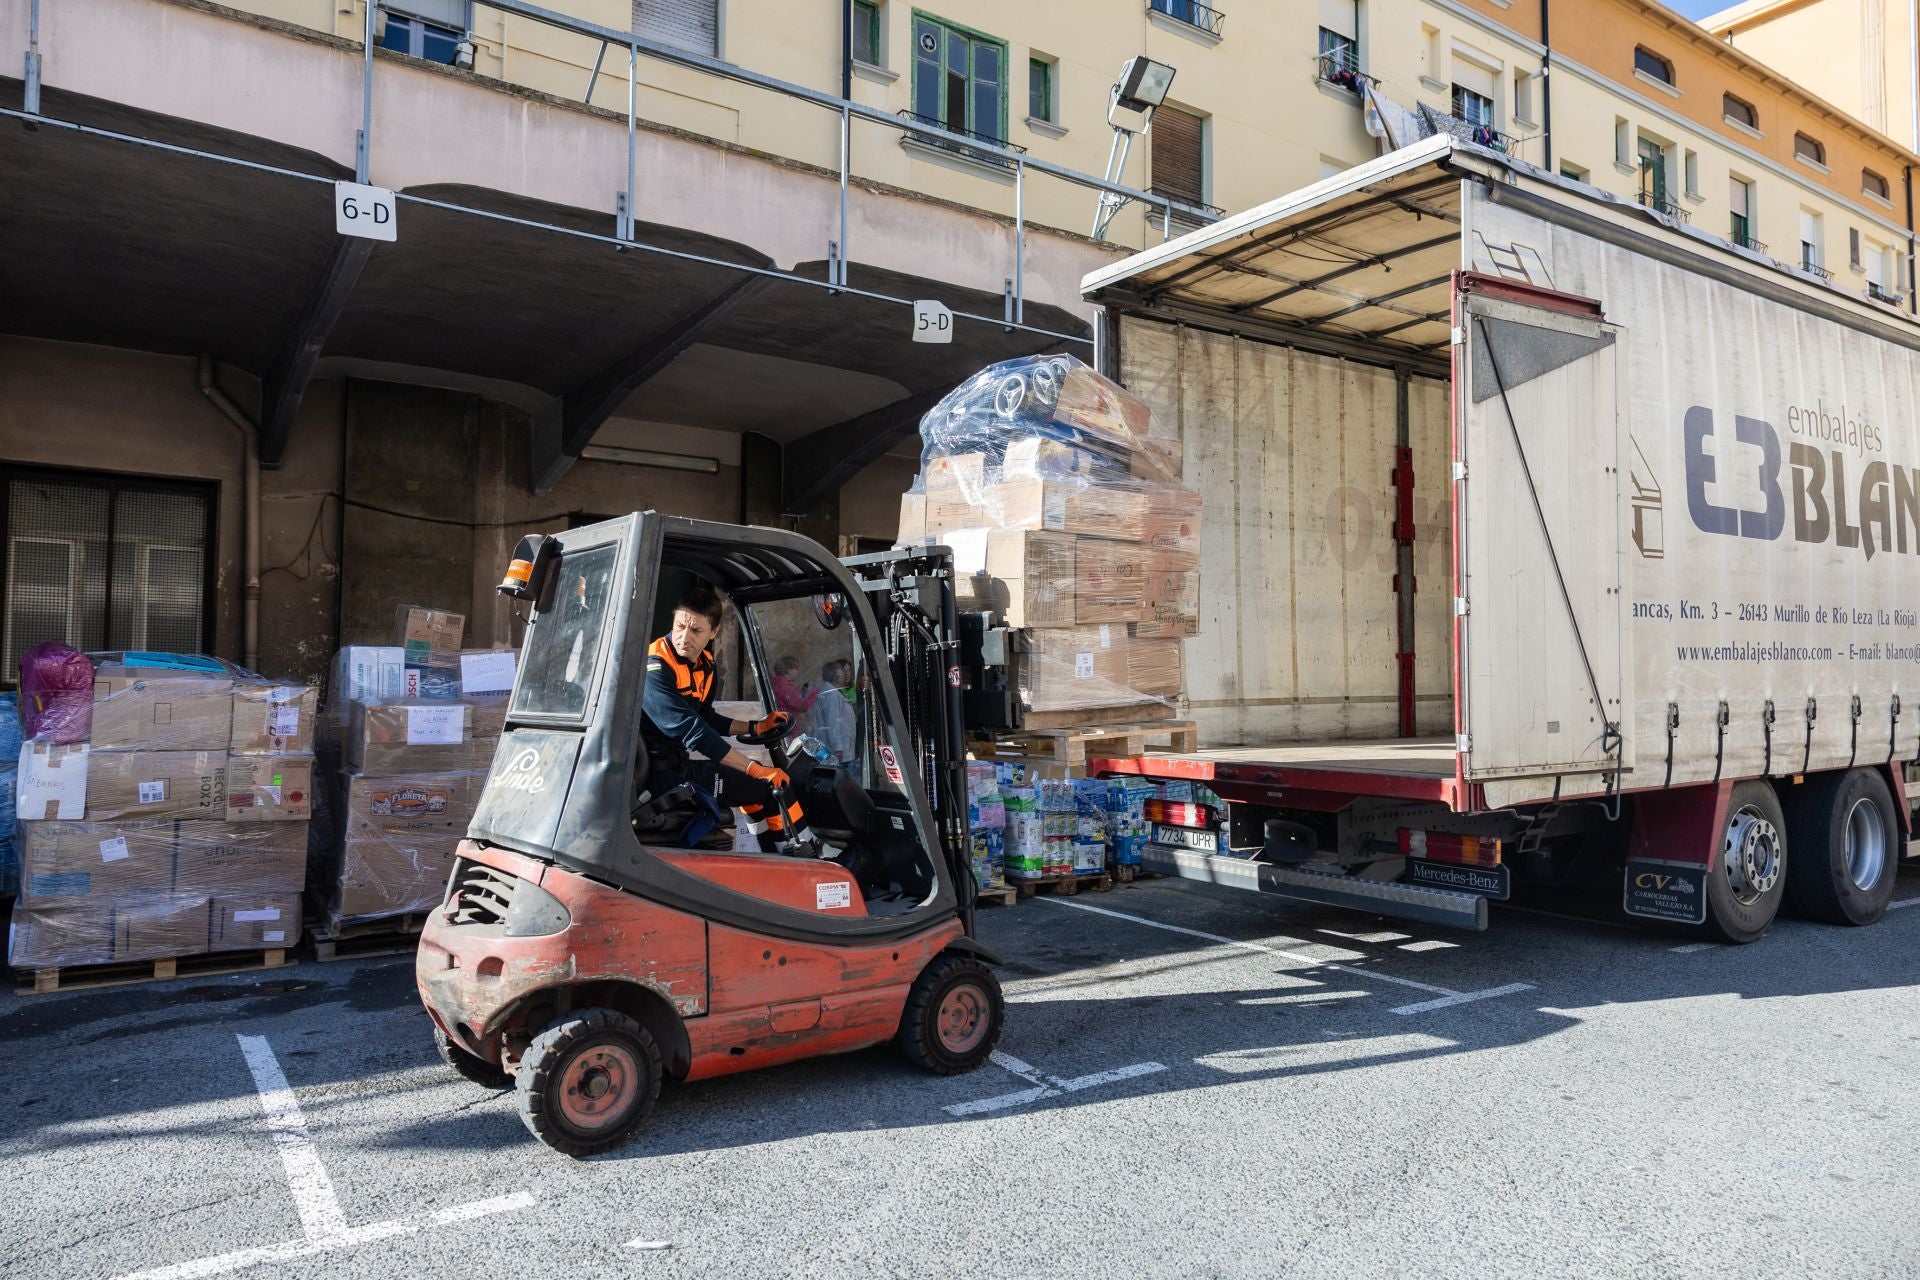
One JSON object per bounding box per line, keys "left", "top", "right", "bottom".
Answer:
{"left": 114, "top": 1035, "right": 534, "bottom": 1280}
{"left": 1888, "top": 898, "right": 1920, "bottom": 911}
{"left": 1669, "top": 943, "right": 1719, "bottom": 953}
{"left": 944, "top": 1049, "right": 1167, "bottom": 1117}
{"left": 1039, "top": 897, "right": 1534, "bottom": 1013}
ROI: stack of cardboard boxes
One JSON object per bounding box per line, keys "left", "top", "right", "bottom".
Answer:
{"left": 317, "top": 607, "right": 512, "bottom": 930}
{"left": 896, "top": 359, "right": 1202, "bottom": 721}
{"left": 9, "top": 661, "right": 316, "bottom": 969}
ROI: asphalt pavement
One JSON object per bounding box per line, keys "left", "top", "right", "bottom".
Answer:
{"left": 4, "top": 871, "right": 1919, "bottom": 1280}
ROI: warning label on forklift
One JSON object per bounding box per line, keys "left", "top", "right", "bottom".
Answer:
{"left": 817, "top": 881, "right": 852, "bottom": 910}
{"left": 1623, "top": 859, "right": 1709, "bottom": 925}
{"left": 878, "top": 745, "right": 904, "bottom": 785}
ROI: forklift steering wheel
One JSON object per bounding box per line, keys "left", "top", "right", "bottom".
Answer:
{"left": 736, "top": 719, "right": 790, "bottom": 748}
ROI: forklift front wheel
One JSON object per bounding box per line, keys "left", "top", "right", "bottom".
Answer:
{"left": 434, "top": 1026, "right": 511, "bottom": 1090}
{"left": 897, "top": 953, "right": 1005, "bottom": 1075}
{"left": 515, "top": 1009, "right": 662, "bottom": 1158}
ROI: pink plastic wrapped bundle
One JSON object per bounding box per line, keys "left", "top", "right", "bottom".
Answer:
{"left": 20, "top": 643, "right": 94, "bottom": 745}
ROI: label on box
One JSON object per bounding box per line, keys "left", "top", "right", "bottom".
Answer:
{"left": 1074, "top": 652, "right": 1095, "bottom": 678}
{"left": 233, "top": 908, "right": 281, "bottom": 922}
{"left": 138, "top": 780, "right": 167, "bottom": 804}
{"left": 405, "top": 706, "right": 464, "bottom": 745}
{"left": 99, "top": 837, "right": 130, "bottom": 863}
{"left": 815, "top": 881, "right": 852, "bottom": 910}
{"left": 460, "top": 650, "right": 517, "bottom": 694}
{"left": 18, "top": 743, "right": 88, "bottom": 820}
{"left": 268, "top": 704, "right": 302, "bottom": 735}
{"left": 263, "top": 929, "right": 287, "bottom": 943}
{"left": 1098, "top": 624, "right": 1112, "bottom": 647}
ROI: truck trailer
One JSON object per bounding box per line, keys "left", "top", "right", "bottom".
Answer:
{"left": 1080, "top": 137, "right": 1920, "bottom": 943}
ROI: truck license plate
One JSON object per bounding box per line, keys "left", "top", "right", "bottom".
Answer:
{"left": 1150, "top": 824, "right": 1224, "bottom": 854}
{"left": 1404, "top": 858, "right": 1511, "bottom": 900}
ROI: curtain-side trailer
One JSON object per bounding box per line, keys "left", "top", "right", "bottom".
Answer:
{"left": 1081, "top": 137, "right": 1920, "bottom": 943}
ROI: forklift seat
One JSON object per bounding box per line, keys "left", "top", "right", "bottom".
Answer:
{"left": 796, "top": 764, "right": 877, "bottom": 839}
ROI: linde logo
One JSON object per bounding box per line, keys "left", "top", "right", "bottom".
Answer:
{"left": 1683, "top": 404, "right": 1920, "bottom": 561}
{"left": 489, "top": 747, "right": 549, "bottom": 795}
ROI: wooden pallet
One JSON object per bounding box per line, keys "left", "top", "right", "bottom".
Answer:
{"left": 1017, "top": 704, "right": 1181, "bottom": 732}
{"left": 18, "top": 947, "right": 289, "bottom": 996}
{"left": 971, "top": 719, "right": 1199, "bottom": 767}
{"left": 1111, "top": 862, "right": 1162, "bottom": 885}
{"left": 310, "top": 913, "right": 428, "bottom": 962}
{"left": 1006, "top": 869, "right": 1113, "bottom": 898}
{"left": 973, "top": 884, "right": 1020, "bottom": 908}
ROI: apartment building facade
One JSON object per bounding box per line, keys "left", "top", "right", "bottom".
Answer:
{"left": 0, "top": 0, "right": 1914, "bottom": 686}
{"left": 1705, "top": 0, "right": 1919, "bottom": 152}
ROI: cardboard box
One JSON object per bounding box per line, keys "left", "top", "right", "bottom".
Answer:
{"left": 8, "top": 902, "right": 116, "bottom": 969}
{"left": 950, "top": 530, "right": 1075, "bottom": 629}
{"left": 330, "top": 647, "right": 406, "bottom": 727}
{"left": 1131, "top": 618, "right": 1200, "bottom": 640}
{"left": 1129, "top": 436, "right": 1184, "bottom": 484}
{"left": 1072, "top": 537, "right": 1151, "bottom": 625}
{"left": 896, "top": 492, "right": 929, "bottom": 544}
{"left": 113, "top": 895, "right": 212, "bottom": 961}
{"left": 90, "top": 667, "right": 234, "bottom": 751}
{"left": 224, "top": 756, "right": 314, "bottom": 823}
{"left": 173, "top": 821, "right": 308, "bottom": 896}
{"left": 1019, "top": 627, "right": 1135, "bottom": 712}
{"left": 1127, "top": 636, "right": 1184, "bottom": 700}
{"left": 1142, "top": 488, "right": 1204, "bottom": 570}
{"left": 332, "top": 832, "right": 463, "bottom": 923}
{"left": 17, "top": 820, "right": 175, "bottom": 905}
{"left": 342, "top": 771, "right": 483, "bottom": 837}
{"left": 1003, "top": 437, "right": 1101, "bottom": 482}
{"left": 398, "top": 606, "right": 465, "bottom": 669}
{"left": 86, "top": 751, "right": 227, "bottom": 823}
{"left": 210, "top": 894, "right": 303, "bottom": 950}
{"left": 923, "top": 452, "right": 988, "bottom": 494}
{"left": 230, "top": 683, "right": 318, "bottom": 756}
{"left": 465, "top": 694, "right": 510, "bottom": 740}
{"left": 1052, "top": 365, "right": 1153, "bottom": 448}
{"left": 347, "top": 701, "right": 479, "bottom": 775}
{"left": 989, "top": 479, "right": 1148, "bottom": 541}
{"left": 1142, "top": 562, "right": 1201, "bottom": 625}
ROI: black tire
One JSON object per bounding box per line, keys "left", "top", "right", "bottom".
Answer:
{"left": 897, "top": 952, "right": 1004, "bottom": 1075}
{"left": 515, "top": 1009, "right": 661, "bottom": 1158}
{"left": 435, "top": 1026, "right": 511, "bottom": 1090}
{"left": 1702, "top": 781, "right": 1789, "bottom": 944}
{"left": 1783, "top": 769, "right": 1899, "bottom": 926}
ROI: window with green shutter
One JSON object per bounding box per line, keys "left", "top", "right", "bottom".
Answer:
{"left": 910, "top": 13, "right": 1007, "bottom": 142}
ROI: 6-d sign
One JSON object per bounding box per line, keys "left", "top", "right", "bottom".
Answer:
{"left": 335, "top": 181, "right": 397, "bottom": 242}
{"left": 912, "top": 299, "right": 953, "bottom": 343}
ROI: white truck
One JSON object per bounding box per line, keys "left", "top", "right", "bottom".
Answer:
{"left": 1080, "top": 136, "right": 1919, "bottom": 943}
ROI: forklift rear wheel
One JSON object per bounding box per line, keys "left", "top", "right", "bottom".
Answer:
{"left": 434, "top": 1026, "right": 510, "bottom": 1090}
{"left": 516, "top": 1009, "right": 661, "bottom": 1158}
{"left": 897, "top": 953, "right": 1004, "bottom": 1075}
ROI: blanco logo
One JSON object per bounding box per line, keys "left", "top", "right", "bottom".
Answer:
{"left": 488, "top": 747, "right": 549, "bottom": 795}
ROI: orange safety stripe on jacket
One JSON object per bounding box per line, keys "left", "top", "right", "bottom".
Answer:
{"left": 647, "top": 635, "right": 714, "bottom": 703}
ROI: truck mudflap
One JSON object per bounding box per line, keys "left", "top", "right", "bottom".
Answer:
{"left": 1139, "top": 846, "right": 1489, "bottom": 930}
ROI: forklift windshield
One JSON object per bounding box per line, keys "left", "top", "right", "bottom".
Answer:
{"left": 470, "top": 514, "right": 961, "bottom": 946}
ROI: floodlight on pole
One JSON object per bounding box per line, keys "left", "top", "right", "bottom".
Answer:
{"left": 1091, "top": 56, "right": 1178, "bottom": 242}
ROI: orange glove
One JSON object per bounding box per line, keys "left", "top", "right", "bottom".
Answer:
{"left": 751, "top": 710, "right": 792, "bottom": 737}
{"left": 746, "top": 760, "right": 791, "bottom": 790}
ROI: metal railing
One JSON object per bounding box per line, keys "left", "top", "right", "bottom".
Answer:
{"left": 1868, "top": 281, "right": 1905, "bottom": 305}
{"left": 1148, "top": 186, "right": 1225, "bottom": 236}
{"left": 7, "top": 0, "right": 1222, "bottom": 342}
{"left": 1799, "top": 253, "right": 1834, "bottom": 281}
{"left": 896, "top": 110, "right": 1026, "bottom": 170}
{"left": 1316, "top": 48, "right": 1370, "bottom": 94}
{"left": 1148, "top": 0, "right": 1226, "bottom": 37}
{"left": 1636, "top": 190, "right": 1690, "bottom": 222}
{"left": 1730, "top": 229, "right": 1766, "bottom": 254}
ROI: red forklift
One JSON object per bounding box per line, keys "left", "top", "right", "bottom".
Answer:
{"left": 415, "top": 516, "right": 1005, "bottom": 1156}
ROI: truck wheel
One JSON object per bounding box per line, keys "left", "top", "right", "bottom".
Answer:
{"left": 1784, "top": 769, "right": 1899, "bottom": 926}
{"left": 897, "top": 952, "right": 1004, "bottom": 1076}
{"left": 434, "top": 1026, "right": 510, "bottom": 1090}
{"left": 515, "top": 1009, "right": 661, "bottom": 1158}
{"left": 1702, "top": 781, "right": 1789, "bottom": 944}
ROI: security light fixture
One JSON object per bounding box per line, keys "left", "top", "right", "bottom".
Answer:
{"left": 1091, "top": 56, "right": 1180, "bottom": 241}
{"left": 1115, "top": 56, "right": 1177, "bottom": 114}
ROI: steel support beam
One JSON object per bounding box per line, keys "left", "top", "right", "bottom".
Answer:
{"left": 259, "top": 236, "right": 375, "bottom": 468}
{"left": 781, "top": 388, "right": 946, "bottom": 515}
{"left": 532, "top": 275, "right": 768, "bottom": 494}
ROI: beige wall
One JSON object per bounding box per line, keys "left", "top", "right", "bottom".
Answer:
{"left": 1709, "top": 0, "right": 1920, "bottom": 153}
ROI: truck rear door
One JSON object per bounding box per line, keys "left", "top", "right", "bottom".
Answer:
{"left": 1455, "top": 276, "right": 1632, "bottom": 784}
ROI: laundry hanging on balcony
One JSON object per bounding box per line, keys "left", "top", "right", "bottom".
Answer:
{"left": 1360, "top": 82, "right": 1427, "bottom": 152}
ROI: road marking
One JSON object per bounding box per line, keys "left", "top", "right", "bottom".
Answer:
{"left": 944, "top": 1049, "right": 1167, "bottom": 1116}
{"left": 1397, "top": 939, "right": 1459, "bottom": 952}
{"left": 1887, "top": 897, "right": 1920, "bottom": 911}
{"left": 1040, "top": 897, "right": 1533, "bottom": 1016}
{"left": 1388, "top": 983, "right": 1534, "bottom": 1016}
{"left": 623, "top": 1240, "right": 674, "bottom": 1251}
{"left": 113, "top": 1036, "right": 534, "bottom": 1280}
{"left": 1669, "top": 942, "right": 1719, "bottom": 953}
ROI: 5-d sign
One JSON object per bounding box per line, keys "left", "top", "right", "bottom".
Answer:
{"left": 912, "top": 299, "right": 953, "bottom": 343}
{"left": 335, "top": 181, "right": 397, "bottom": 242}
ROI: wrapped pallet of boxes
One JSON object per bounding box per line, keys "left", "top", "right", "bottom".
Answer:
{"left": 330, "top": 770, "right": 483, "bottom": 927}
{"left": 7, "top": 650, "right": 310, "bottom": 972}
{"left": 896, "top": 354, "right": 1202, "bottom": 724}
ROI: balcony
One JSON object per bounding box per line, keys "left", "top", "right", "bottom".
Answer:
{"left": 1148, "top": 187, "right": 1226, "bottom": 236}
{"left": 895, "top": 111, "right": 1026, "bottom": 173}
{"left": 1799, "top": 249, "right": 1834, "bottom": 281}
{"left": 1316, "top": 48, "right": 1372, "bottom": 96}
{"left": 1867, "top": 281, "right": 1905, "bottom": 306}
{"left": 1415, "top": 105, "right": 1514, "bottom": 154}
{"left": 1635, "top": 191, "right": 1690, "bottom": 222}
{"left": 1730, "top": 230, "right": 1767, "bottom": 254}
{"left": 1147, "top": 0, "right": 1227, "bottom": 39}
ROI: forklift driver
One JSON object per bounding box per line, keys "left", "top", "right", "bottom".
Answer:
{"left": 642, "top": 585, "right": 811, "bottom": 848}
